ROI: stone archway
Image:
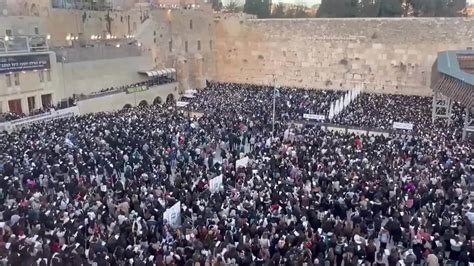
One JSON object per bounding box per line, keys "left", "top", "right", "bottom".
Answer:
{"left": 138, "top": 100, "right": 148, "bottom": 107}
{"left": 123, "top": 104, "right": 132, "bottom": 109}
{"left": 153, "top": 96, "right": 163, "bottom": 105}
{"left": 166, "top": 94, "right": 175, "bottom": 105}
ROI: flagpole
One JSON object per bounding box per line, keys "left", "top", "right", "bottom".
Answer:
{"left": 272, "top": 75, "right": 276, "bottom": 137}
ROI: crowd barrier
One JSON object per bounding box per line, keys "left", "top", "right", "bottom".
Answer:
{"left": 0, "top": 106, "right": 80, "bottom": 132}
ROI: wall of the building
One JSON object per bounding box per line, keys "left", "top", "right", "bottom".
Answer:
{"left": 0, "top": 52, "right": 61, "bottom": 114}
{"left": 0, "top": 16, "right": 47, "bottom": 36}
{"left": 60, "top": 54, "right": 154, "bottom": 96}
{"left": 76, "top": 82, "right": 178, "bottom": 113}
{"left": 145, "top": 7, "right": 215, "bottom": 92}
{"left": 214, "top": 17, "right": 474, "bottom": 96}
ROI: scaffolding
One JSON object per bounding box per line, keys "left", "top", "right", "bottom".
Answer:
{"left": 431, "top": 91, "right": 452, "bottom": 124}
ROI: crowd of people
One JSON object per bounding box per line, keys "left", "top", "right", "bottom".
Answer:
{"left": 75, "top": 76, "right": 176, "bottom": 100}
{"left": 332, "top": 93, "right": 465, "bottom": 137}
{"left": 0, "top": 98, "right": 77, "bottom": 123}
{"left": 186, "top": 82, "right": 344, "bottom": 123}
{"left": 0, "top": 81, "right": 472, "bottom": 266}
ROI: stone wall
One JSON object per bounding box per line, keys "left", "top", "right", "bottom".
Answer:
{"left": 61, "top": 55, "right": 154, "bottom": 96}
{"left": 214, "top": 17, "right": 474, "bottom": 95}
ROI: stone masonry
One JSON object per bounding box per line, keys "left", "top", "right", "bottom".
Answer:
{"left": 213, "top": 16, "right": 474, "bottom": 96}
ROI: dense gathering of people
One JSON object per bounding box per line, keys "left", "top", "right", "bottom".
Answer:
{"left": 76, "top": 76, "right": 176, "bottom": 100}
{"left": 332, "top": 93, "right": 466, "bottom": 137}
{"left": 0, "top": 81, "right": 472, "bottom": 266}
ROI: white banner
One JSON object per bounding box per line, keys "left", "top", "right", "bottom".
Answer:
{"left": 338, "top": 99, "right": 344, "bottom": 114}
{"left": 393, "top": 122, "right": 414, "bottom": 131}
{"left": 334, "top": 100, "right": 340, "bottom": 115}
{"left": 163, "top": 201, "right": 181, "bottom": 228}
{"left": 209, "top": 175, "right": 223, "bottom": 193}
{"left": 0, "top": 106, "right": 80, "bottom": 131}
{"left": 236, "top": 156, "right": 249, "bottom": 168}
{"left": 328, "top": 103, "right": 334, "bottom": 120}
{"left": 176, "top": 101, "right": 189, "bottom": 107}
{"left": 326, "top": 126, "right": 346, "bottom": 134}
{"left": 303, "top": 114, "right": 325, "bottom": 120}
{"left": 182, "top": 94, "right": 195, "bottom": 98}
{"left": 347, "top": 129, "right": 368, "bottom": 136}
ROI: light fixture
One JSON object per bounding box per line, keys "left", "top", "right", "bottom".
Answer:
{"left": 91, "top": 35, "right": 96, "bottom": 40}
{"left": 106, "top": 34, "right": 111, "bottom": 39}
{"left": 66, "top": 34, "right": 71, "bottom": 41}
{"left": 116, "top": 44, "right": 120, "bottom": 48}
{"left": 46, "top": 34, "right": 51, "bottom": 40}
{"left": 137, "top": 42, "right": 142, "bottom": 47}
{"left": 4, "top": 36, "right": 9, "bottom": 41}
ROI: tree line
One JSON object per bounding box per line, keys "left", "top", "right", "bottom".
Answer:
{"left": 213, "top": 0, "right": 468, "bottom": 18}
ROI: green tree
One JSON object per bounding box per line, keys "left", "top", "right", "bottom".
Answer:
{"left": 377, "top": 0, "right": 402, "bottom": 17}
{"left": 225, "top": 0, "right": 243, "bottom": 12}
{"left": 317, "top": 0, "right": 359, "bottom": 17}
{"left": 272, "top": 3, "right": 285, "bottom": 18}
{"left": 212, "top": 0, "right": 223, "bottom": 11}
{"left": 359, "top": 0, "right": 379, "bottom": 17}
{"left": 244, "top": 0, "right": 271, "bottom": 18}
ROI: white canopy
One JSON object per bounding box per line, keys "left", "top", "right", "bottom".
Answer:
{"left": 139, "top": 68, "right": 176, "bottom": 77}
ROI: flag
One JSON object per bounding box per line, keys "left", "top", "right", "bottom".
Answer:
{"left": 329, "top": 103, "right": 334, "bottom": 119}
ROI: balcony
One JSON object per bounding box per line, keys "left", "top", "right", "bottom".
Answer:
{"left": 0, "top": 35, "right": 50, "bottom": 55}
{"left": 53, "top": 43, "right": 142, "bottom": 63}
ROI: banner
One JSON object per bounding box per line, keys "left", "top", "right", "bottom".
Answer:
{"left": 163, "top": 201, "right": 181, "bottom": 228}
{"left": 328, "top": 103, "right": 334, "bottom": 120}
{"left": 393, "top": 122, "right": 414, "bottom": 131}
{"left": 176, "top": 101, "right": 189, "bottom": 107}
{"left": 5, "top": 106, "right": 80, "bottom": 129}
{"left": 303, "top": 114, "right": 325, "bottom": 120}
{"left": 236, "top": 157, "right": 249, "bottom": 168}
{"left": 126, "top": 86, "right": 148, "bottom": 94}
{"left": 334, "top": 100, "right": 340, "bottom": 115}
{"left": 347, "top": 129, "right": 368, "bottom": 136}
{"left": 338, "top": 99, "right": 344, "bottom": 114}
{"left": 0, "top": 53, "right": 50, "bottom": 74}
{"left": 209, "top": 175, "right": 223, "bottom": 193}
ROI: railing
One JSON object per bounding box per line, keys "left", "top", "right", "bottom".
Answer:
{"left": 51, "top": 0, "right": 113, "bottom": 11}
{"left": 0, "top": 35, "right": 49, "bottom": 54}
{"left": 53, "top": 44, "right": 142, "bottom": 63}
{"left": 0, "top": 106, "right": 80, "bottom": 131}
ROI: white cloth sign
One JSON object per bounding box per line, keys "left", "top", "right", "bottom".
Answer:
{"left": 176, "top": 101, "right": 189, "bottom": 107}
{"left": 236, "top": 157, "right": 249, "bottom": 168}
{"left": 303, "top": 114, "right": 325, "bottom": 120}
{"left": 163, "top": 201, "right": 181, "bottom": 228}
{"left": 393, "top": 122, "right": 414, "bottom": 131}
{"left": 209, "top": 175, "right": 223, "bottom": 193}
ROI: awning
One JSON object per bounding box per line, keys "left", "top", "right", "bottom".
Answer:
{"left": 138, "top": 68, "right": 176, "bottom": 77}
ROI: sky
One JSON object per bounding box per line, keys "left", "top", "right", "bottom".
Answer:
{"left": 223, "top": 0, "right": 474, "bottom": 7}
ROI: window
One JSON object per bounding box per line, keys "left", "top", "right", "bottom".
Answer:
{"left": 46, "top": 70, "right": 51, "bottom": 81}
{"left": 5, "top": 29, "right": 12, "bottom": 37}
{"left": 39, "top": 71, "right": 44, "bottom": 82}
{"left": 197, "top": 40, "right": 201, "bottom": 51}
{"left": 8, "top": 99, "right": 22, "bottom": 114}
{"left": 34, "top": 27, "right": 39, "bottom": 35}
{"left": 210, "top": 40, "right": 213, "bottom": 50}
{"left": 5, "top": 74, "right": 11, "bottom": 87}
{"left": 185, "top": 41, "right": 188, "bottom": 53}
{"left": 41, "top": 94, "right": 52, "bottom": 108}
{"left": 27, "top": 96, "right": 35, "bottom": 112}
{"left": 169, "top": 41, "right": 172, "bottom": 52}
{"left": 153, "top": 30, "right": 156, "bottom": 36}
{"left": 153, "top": 38, "right": 156, "bottom": 44}
{"left": 13, "top": 73, "right": 19, "bottom": 86}
{"left": 190, "top": 20, "right": 193, "bottom": 30}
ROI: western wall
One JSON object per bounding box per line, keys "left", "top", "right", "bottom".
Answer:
{"left": 213, "top": 16, "right": 474, "bottom": 96}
